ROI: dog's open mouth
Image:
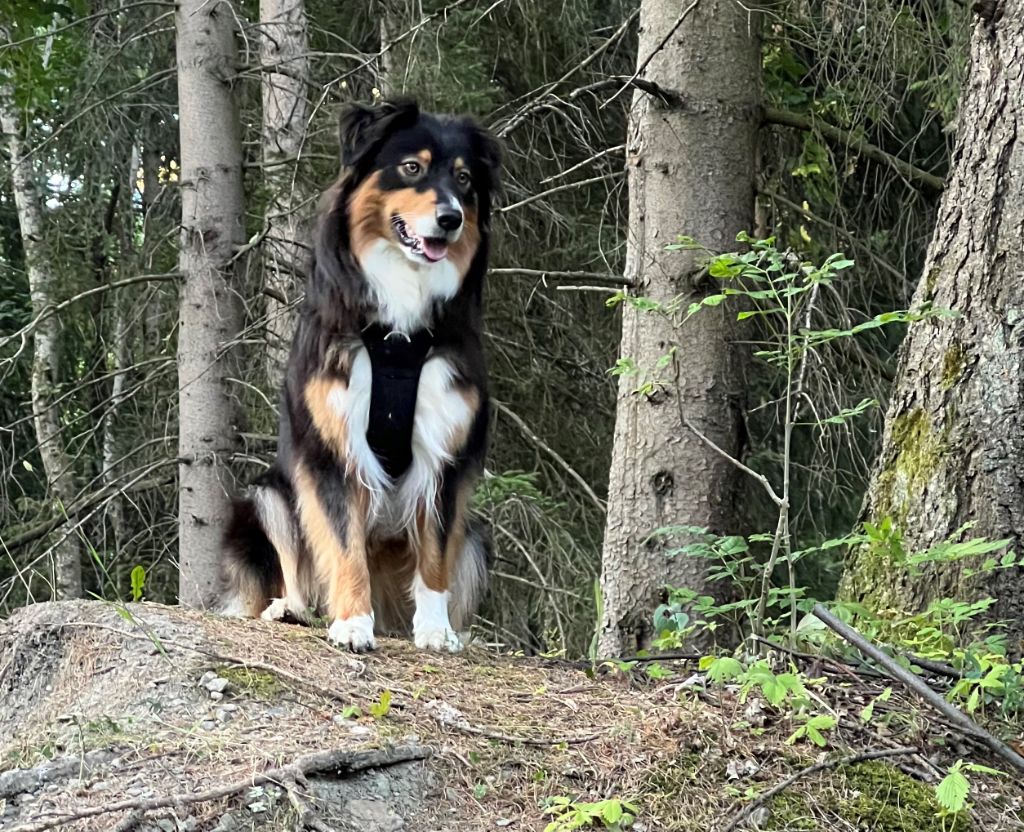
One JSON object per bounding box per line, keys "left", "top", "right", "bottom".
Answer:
{"left": 391, "top": 215, "right": 448, "bottom": 262}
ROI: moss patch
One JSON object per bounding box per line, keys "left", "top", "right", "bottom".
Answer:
{"left": 217, "top": 665, "right": 285, "bottom": 699}
{"left": 842, "top": 408, "right": 947, "bottom": 607}
{"left": 841, "top": 761, "right": 970, "bottom": 832}
{"left": 941, "top": 344, "right": 967, "bottom": 390}
{"left": 765, "top": 792, "right": 818, "bottom": 831}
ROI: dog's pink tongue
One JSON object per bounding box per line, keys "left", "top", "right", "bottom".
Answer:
{"left": 420, "top": 238, "right": 448, "bottom": 262}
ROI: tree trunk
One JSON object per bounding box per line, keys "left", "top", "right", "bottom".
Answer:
{"left": 259, "top": 0, "right": 309, "bottom": 386}
{"left": 841, "top": 2, "right": 1024, "bottom": 645}
{"left": 175, "top": 0, "right": 246, "bottom": 608}
{"left": 0, "top": 63, "right": 83, "bottom": 599}
{"left": 597, "top": 0, "right": 760, "bottom": 656}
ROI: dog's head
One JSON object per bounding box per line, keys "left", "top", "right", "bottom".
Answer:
{"left": 337, "top": 99, "right": 501, "bottom": 278}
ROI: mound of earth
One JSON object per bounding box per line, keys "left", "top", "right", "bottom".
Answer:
{"left": 0, "top": 601, "right": 1020, "bottom": 831}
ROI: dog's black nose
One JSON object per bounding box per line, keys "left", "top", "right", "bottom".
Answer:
{"left": 436, "top": 207, "right": 463, "bottom": 232}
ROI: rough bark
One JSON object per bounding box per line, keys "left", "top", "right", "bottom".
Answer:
{"left": 0, "top": 57, "right": 83, "bottom": 599}
{"left": 598, "top": 0, "right": 760, "bottom": 655}
{"left": 260, "top": 0, "right": 310, "bottom": 385}
{"left": 841, "top": 2, "right": 1024, "bottom": 645}
{"left": 175, "top": 0, "right": 246, "bottom": 607}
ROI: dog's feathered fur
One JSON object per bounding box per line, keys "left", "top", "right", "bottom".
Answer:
{"left": 220, "top": 99, "right": 500, "bottom": 652}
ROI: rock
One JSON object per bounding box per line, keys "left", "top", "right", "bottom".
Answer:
{"left": 200, "top": 720, "right": 217, "bottom": 731}
{"left": 205, "top": 677, "right": 229, "bottom": 694}
{"left": 347, "top": 798, "right": 405, "bottom": 831}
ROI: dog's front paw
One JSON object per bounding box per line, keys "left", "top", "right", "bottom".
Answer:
{"left": 414, "top": 626, "right": 463, "bottom": 653}
{"left": 327, "top": 615, "right": 376, "bottom": 652}
{"left": 260, "top": 596, "right": 310, "bottom": 623}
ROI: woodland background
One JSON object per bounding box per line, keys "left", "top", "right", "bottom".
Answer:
{"left": 0, "top": 0, "right": 1020, "bottom": 666}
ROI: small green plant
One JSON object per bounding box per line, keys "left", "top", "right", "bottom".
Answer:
{"left": 786, "top": 713, "right": 837, "bottom": 747}
{"left": 130, "top": 565, "right": 146, "bottom": 602}
{"left": 369, "top": 690, "right": 392, "bottom": 719}
{"left": 935, "top": 759, "right": 1003, "bottom": 826}
{"left": 542, "top": 797, "right": 638, "bottom": 831}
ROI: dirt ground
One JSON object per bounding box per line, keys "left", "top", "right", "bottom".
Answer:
{"left": 0, "top": 601, "right": 1021, "bottom": 832}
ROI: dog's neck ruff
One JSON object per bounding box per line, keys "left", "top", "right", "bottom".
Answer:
{"left": 361, "top": 322, "right": 435, "bottom": 479}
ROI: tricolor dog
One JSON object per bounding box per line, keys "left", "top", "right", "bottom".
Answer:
{"left": 220, "top": 99, "right": 500, "bottom": 652}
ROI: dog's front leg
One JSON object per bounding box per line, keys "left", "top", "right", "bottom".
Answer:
{"left": 412, "top": 509, "right": 465, "bottom": 653}
{"left": 294, "top": 463, "right": 375, "bottom": 651}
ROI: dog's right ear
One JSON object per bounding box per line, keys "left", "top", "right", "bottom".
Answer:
{"left": 338, "top": 98, "right": 419, "bottom": 170}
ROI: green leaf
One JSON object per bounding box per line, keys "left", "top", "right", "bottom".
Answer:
{"left": 935, "top": 769, "right": 969, "bottom": 813}
{"left": 705, "top": 656, "right": 743, "bottom": 683}
{"left": 603, "top": 801, "right": 623, "bottom": 824}
{"left": 369, "top": 690, "right": 392, "bottom": 719}
{"left": 130, "top": 565, "right": 146, "bottom": 603}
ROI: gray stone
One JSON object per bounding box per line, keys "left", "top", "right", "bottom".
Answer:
{"left": 347, "top": 798, "right": 405, "bottom": 831}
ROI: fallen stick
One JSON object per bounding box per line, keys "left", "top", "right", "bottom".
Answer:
{"left": 812, "top": 603, "right": 1024, "bottom": 777}
{"left": 718, "top": 745, "right": 918, "bottom": 832}
{"left": 7, "top": 744, "right": 430, "bottom": 832}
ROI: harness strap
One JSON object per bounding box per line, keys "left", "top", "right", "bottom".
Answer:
{"left": 361, "top": 323, "right": 434, "bottom": 479}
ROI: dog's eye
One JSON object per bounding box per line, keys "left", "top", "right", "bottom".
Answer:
{"left": 400, "top": 160, "right": 423, "bottom": 177}
{"left": 455, "top": 169, "right": 472, "bottom": 189}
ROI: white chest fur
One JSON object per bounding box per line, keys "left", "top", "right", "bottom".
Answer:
{"left": 360, "top": 240, "right": 460, "bottom": 334}
{"left": 329, "top": 348, "right": 474, "bottom": 532}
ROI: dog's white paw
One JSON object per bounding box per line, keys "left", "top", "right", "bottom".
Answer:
{"left": 411, "top": 575, "right": 462, "bottom": 653}
{"left": 327, "top": 615, "right": 376, "bottom": 652}
{"left": 414, "top": 625, "right": 463, "bottom": 653}
{"left": 260, "top": 596, "right": 310, "bottom": 622}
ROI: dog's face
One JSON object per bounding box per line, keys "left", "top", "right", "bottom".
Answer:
{"left": 341, "top": 100, "right": 501, "bottom": 277}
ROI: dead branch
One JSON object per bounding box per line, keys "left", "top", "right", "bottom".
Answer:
{"left": 813, "top": 603, "right": 1024, "bottom": 777}
{"left": 763, "top": 108, "right": 944, "bottom": 194}
{"left": 492, "top": 399, "right": 605, "bottom": 514}
{"left": 717, "top": 746, "right": 919, "bottom": 832}
{"left": 600, "top": 0, "right": 701, "bottom": 109}
{"left": 496, "top": 170, "right": 625, "bottom": 215}
{"left": 489, "top": 267, "right": 627, "bottom": 286}
{"left": 7, "top": 745, "right": 431, "bottom": 832}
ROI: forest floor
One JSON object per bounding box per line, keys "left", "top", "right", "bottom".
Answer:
{"left": 0, "top": 601, "right": 1021, "bottom": 832}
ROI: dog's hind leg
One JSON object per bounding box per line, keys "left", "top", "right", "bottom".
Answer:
{"left": 449, "top": 516, "right": 491, "bottom": 633}
{"left": 220, "top": 492, "right": 283, "bottom": 618}
{"left": 254, "top": 486, "right": 312, "bottom": 623}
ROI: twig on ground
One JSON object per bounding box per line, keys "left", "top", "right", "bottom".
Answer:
{"left": 282, "top": 774, "right": 340, "bottom": 832}
{"left": 718, "top": 745, "right": 918, "bottom": 832}
{"left": 8, "top": 745, "right": 431, "bottom": 832}
{"left": 813, "top": 603, "right": 1024, "bottom": 777}
{"left": 425, "top": 699, "right": 597, "bottom": 746}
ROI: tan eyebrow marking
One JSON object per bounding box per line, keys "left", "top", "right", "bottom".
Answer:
{"left": 416, "top": 149, "right": 432, "bottom": 166}
{"left": 454, "top": 156, "right": 466, "bottom": 170}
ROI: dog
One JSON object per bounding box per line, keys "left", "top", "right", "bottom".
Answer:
{"left": 219, "top": 99, "right": 501, "bottom": 653}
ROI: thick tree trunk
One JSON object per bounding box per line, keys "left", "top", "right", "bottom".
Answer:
{"left": 259, "top": 0, "right": 309, "bottom": 385}
{"left": 175, "top": 0, "right": 245, "bottom": 608}
{"left": 0, "top": 69, "right": 84, "bottom": 599}
{"left": 597, "top": 0, "right": 759, "bottom": 655}
{"left": 841, "top": 2, "right": 1024, "bottom": 645}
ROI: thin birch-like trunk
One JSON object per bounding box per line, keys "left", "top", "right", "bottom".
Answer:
{"left": 0, "top": 50, "right": 83, "bottom": 599}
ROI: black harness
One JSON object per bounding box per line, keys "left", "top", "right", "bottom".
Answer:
{"left": 361, "top": 323, "right": 434, "bottom": 479}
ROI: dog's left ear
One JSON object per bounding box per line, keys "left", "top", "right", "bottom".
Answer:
{"left": 338, "top": 98, "right": 419, "bottom": 171}
{"left": 470, "top": 123, "right": 503, "bottom": 198}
